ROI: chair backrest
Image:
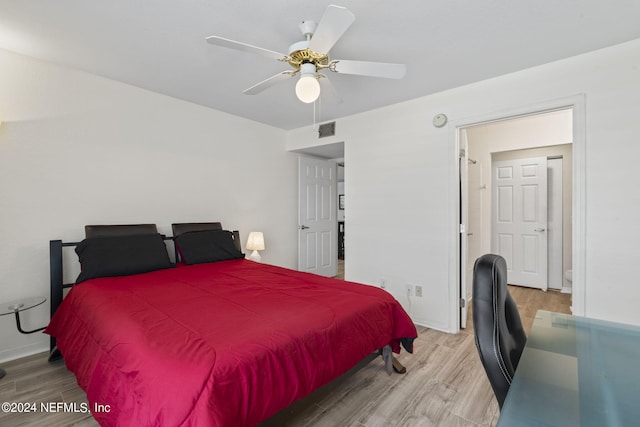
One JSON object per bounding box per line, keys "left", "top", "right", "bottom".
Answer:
{"left": 472, "top": 253, "right": 526, "bottom": 409}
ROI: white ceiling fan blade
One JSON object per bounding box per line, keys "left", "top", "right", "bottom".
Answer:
{"left": 330, "top": 60, "right": 407, "bottom": 79}
{"left": 308, "top": 5, "right": 355, "bottom": 54}
{"left": 206, "top": 36, "right": 287, "bottom": 61}
{"left": 318, "top": 75, "right": 343, "bottom": 104}
{"left": 243, "top": 71, "right": 292, "bottom": 95}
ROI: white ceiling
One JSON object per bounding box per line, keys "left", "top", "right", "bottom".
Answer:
{"left": 1, "top": 1, "right": 639, "bottom": 130}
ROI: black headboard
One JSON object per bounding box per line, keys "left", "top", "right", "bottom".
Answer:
{"left": 171, "top": 222, "right": 222, "bottom": 236}
{"left": 171, "top": 222, "right": 242, "bottom": 256}
{"left": 85, "top": 224, "right": 158, "bottom": 238}
{"left": 49, "top": 224, "right": 162, "bottom": 360}
{"left": 49, "top": 222, "right": 241, "bottom": 361}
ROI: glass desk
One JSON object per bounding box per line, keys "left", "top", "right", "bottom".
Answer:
{"left": 0, "top": 296, "right": 47, "bottom": 379}
{"left": 1, "top": 296, "right": 46, "bottom": 316}
{"left": 498, "top": 310, "right": 640, "bottom": 427}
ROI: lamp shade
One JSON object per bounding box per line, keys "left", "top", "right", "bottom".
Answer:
{"left": 246, "top": 232, "right": 265, "bottom": 251}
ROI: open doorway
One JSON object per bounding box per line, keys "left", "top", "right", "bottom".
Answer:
{"left": 455, "top": 95, "right": 586, "bottom": 331}
{"left": 337, "top": 162, "right": 345, "bottom": 279}
{"left": 290, "top": 141, "right": 345, "bottom": 280}
{"left": 490, "top": 147, "right": 571, "bottom": 292}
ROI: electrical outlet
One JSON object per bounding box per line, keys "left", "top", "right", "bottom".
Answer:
{"left": 415, "top": 285, "right": 423, "bottom": 298}
{"left": 405, "top": 284, "right": 414, "bottom": 297}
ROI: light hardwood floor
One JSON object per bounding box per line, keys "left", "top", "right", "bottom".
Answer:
{"left": 0, "top": 282, "right": 570, "bottom": 427}
{"left": 336, "top": 258, "right": 345, "bottom": 280}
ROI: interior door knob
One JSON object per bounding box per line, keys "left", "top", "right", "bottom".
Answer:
{"left": 299, "top": 225, "right": 310, "bottom": 230}
{"left": 534, "top": 228, "right": 546, "bottom": 232}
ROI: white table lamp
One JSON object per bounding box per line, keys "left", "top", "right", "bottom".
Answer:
{"left": 246, "top": 232, "right": 265, "bottom": 262}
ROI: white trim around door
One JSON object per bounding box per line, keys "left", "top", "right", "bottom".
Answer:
{"left": 448, "top": 94, "right": 586, "bottom": 332}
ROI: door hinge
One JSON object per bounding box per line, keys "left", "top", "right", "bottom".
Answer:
{"left": 459, "top": 298, "right": 466, "bottom": 308}
{"left": 459, "top": 148, "right": 466, "bottom": 159}
{"left": 459, "top": 224, "right": 466, "bottom": 234}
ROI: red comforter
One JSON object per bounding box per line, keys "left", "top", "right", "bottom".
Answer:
{"left": 46, "top": 259, "right": 417, "bottom": 426}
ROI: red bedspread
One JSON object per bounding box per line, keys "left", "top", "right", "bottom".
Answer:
{"left": 46, "top": 259, "right": 417, "bottom": 426}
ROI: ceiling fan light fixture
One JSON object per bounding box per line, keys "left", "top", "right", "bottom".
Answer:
{"left": 295, "top": 63, "right": 320, "bottom": 103}
{"left": 295, "top": 75, "right": 320, "bottom": 103}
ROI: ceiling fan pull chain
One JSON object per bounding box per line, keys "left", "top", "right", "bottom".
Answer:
{"left": 313, "top": 94, "right": 323, "bottom": 130}
{"left": 315, "top": 97, "right": 321, "bottom": 130}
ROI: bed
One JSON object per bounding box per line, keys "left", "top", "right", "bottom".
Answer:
{"left": 45, "top": 223, "right": 417, "bottom": 426}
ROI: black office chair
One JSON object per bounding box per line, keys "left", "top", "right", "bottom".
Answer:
{"left": 472, "top": 254, "right": 526, "bottom": 409}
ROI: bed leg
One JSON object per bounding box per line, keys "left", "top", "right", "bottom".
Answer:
{"left": 48, "top": 346, "right": 62, "bottom": 362}
{"left": 380, "top": 345, "right": 393, "bottom": 375}
{"left": 378, "top": 345, "right": 407, "bottom": 375}
{"left": 391, "top": 356, "right": 407, "bottom": 374}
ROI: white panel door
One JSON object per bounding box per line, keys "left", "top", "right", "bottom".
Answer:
{"left": 492, "top": 157, "right": 548, "bottom": 290}
{"left": 298, "top": 156, "right": 337, "bottom": 277}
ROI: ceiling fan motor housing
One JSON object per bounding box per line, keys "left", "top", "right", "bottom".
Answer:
{"left": 287, "top": 40, "right": 329, "bottom": 73}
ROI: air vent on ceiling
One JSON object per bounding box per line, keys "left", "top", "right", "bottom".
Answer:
{"left": 318, "top": 121, "right": 336, "bottom": 138}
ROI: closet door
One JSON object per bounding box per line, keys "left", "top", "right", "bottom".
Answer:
{"left": 492, "top": 157, "right": 548, "bottom": 290}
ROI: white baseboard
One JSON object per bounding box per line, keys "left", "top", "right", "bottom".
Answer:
{"left": 0, "top": 342, "right": 49, "bottom": 364}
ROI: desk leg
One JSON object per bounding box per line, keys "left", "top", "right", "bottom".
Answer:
{"left": 14, "top": 311, "right": 46, "bottom": 334}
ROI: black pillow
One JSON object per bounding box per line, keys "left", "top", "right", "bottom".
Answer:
{"left": 75, "top": 233, "right": 173, "bottom": 283}
{"left": 174, "top": 230, "right": 244, "bottom": 265}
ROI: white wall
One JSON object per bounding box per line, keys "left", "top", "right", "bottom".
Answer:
{"left": 0, "top": 49, "right": 298, "bottom": 362}
{"left": 287, "top": 38, "right": 640, "bottom": 331}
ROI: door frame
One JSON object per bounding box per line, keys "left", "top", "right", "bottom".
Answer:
{"left": 459, "top": 130, "right": 470, "bottom": 328}
{"left": 449, "top": 95, "right": 586, "bottom": 332}
{"left": 547, "top": 156, "right": 564, "bottom": 290}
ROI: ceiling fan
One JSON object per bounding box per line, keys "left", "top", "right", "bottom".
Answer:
{"left": 205, "top": 4, "right": 406, "bottom": 103}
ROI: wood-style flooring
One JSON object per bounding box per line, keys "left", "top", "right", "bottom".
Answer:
{"left": 0, "top": 278, "right": 570, "bottom": 427}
